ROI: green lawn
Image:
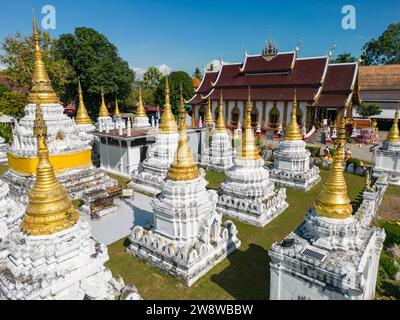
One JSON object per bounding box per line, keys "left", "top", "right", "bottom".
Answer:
{"left": 0, "top": 164, "right": 9, "bottom": 176}
{"left": 106, "top": 169, "right": 366, "bottom": 300}
{"left": 204, "top": 170, "right": 227, "bottom": 190}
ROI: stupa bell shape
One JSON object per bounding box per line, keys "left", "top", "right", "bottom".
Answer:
{"left": 270, "top": 90, "right": 320, "bottom": 191}
{"left": 128, "top": 110, "right": 240, "bottom": 286}
{"left": 133, "top": 87, "right": 150, "bottom": 127}
{"left": 200, "top": 91, "right": 234, "bottom": 171}
{"left": 216, "top": 87, "right": 288, "bottom": 227}
{"left": 373, "top": 105, "right": 400, "bottom": 184}
{"left": 130, "top": 77, "right": 179, "bottom": 195}
{"left": 0, "top": 103, "right": 141, "bottom": 300}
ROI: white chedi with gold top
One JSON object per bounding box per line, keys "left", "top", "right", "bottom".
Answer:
{"left": 130, "top": 78, "right": 179, "bottom": 195}
{"left": 373, "top": 106, "right": 400, "bottom": 185}
{"left": 128, "top": 112, "right": 240, "bottom": 286}
{"left": 217, "top": 89, "right": 288, "bottom": 227}
{"left": 270, "top": 93, "right": 320, "bottom": 191}
{"left": 200, "top": 93, "right": 234, "bottom": 172}
{"left": 133, "top": 87, "right": 150, "bottom": 127}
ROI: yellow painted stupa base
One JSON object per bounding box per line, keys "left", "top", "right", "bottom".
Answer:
{"left": 7, "top": 149, "right": 92, "bottom": 176}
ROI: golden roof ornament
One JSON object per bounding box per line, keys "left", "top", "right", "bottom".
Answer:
{"left": 99, "top": 89, "right": 110, "bottom": 117}
{"left": 136, "top": 86, "right": 147, "bottom": 118}
{"left": 284, "top": 89, "right": 303, "bottom": 141}
{"left": 28, "top": 16, "right": 59, "bottom": 104}
{"left": 114, "top": 98, "right": 121, "bottom": 117}
{"left": 178, "top": 83, "right": 186, "bottom": 126}
{"left": 241, "top": 87, "right": 260, "bottom": 160}
{"left": 167, "top": 109, "right": 200, "bottom": 181}
{"left": 160, "top": 77, "right": 178, "bottom": 134}
{"left": 314, "top": 122, "right": 352, "bottom": 219}
{"left": 386, "top": 105, "right": 400, "bottom": 143}
{"left": 216, "top": 91, "right": 227, "bottom": 132}
{"left": 75, "top": 78, "right": 92, "bottom": 125}
{"left": 21, "top": 101, "right": 79, "bottom": 236}
{"left": 205, "top": 98, "right": 214, "bottom": 124}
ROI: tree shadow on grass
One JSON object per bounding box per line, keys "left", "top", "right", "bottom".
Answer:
{"left": 351, "top": 188, "right": 365, "bottom": 213}
{"left": 211, "top": 243, "right": 270, "bottom": 300}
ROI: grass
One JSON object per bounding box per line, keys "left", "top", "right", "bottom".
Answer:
{"left": 377, "top": 186, "right": 400, "bottom": 221}
{"left": 106, "top": 170, "right": 366, "bottom": 300}
{"left": 107, "top": 172, "right": 131, "bottom": 186}
{"left": 204, "top": 170, "right": 227, "bottom": 190}
{"left": 0, "top": 163, "right": 9, "bottom": 176}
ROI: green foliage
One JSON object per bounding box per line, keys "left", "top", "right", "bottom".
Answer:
{"left": 380, "top": 251, "right": 399, "bottom": 278}
{"left": 357, "top": 103, "right": 382, "bottom": 118}
{"left": 332, "top": 52, "right": 357, "bottom": 63}
{"left": 0, "top": 90, "right": 28, "bottom": 119}
{"left": 125, "top": 82, "right": 156, "bottom": 108}
{"left": 379, "top": 221, "right": 400, "bottom": 248}
{"left": 143, "top": 67, "right": 163, "bottom": 89}
{"left": 154, "top": 71, "right": 194, "bottom": 115}
{"left": 72, "top": 199, "right": 84, "bottom": 209}
{"left": 0, "top": 124, "right": 12, "bottom": 143}
{"left": 363, "top": 23, "right": 400, "bottom": 65}
{"left": 305, "top": 145, "right": 320, "bottom": 157}
{"left": 0, "top": 31, "right": 74, "bottom": 98}
{"left": 346, "top": 157, "right": 362, "bottom": 169}
{"left": 0, "top": 84, "right": 9, "bottom": 97}
{"left": 55, "top": 27, "right": 135, "bottom": 117}
{"left": 376, "top": 266, "right": 388, "bottom": 294}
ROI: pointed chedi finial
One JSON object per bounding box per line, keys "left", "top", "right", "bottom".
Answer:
{"left": 160, "top": 76, "right": 178, "bottom": 134}
{"left": 167, "top": 106, "right": 200, "bottom": 181}
{"left": 178, "top": 82, "right": 186, "bottom": 127}
{"left": 284, "top": 88, "right": 303, "bottom": 141}
{"left": 114, "top": 98, "right": 121, "bottom": 117}
{"left": 241, "top": 86, "right": 260, "bottom": 160}
{"left": 21, "top": 100, "right": 79, "bottom": 235}
{"left": 205, "top": 98, "right": 214, "bottom": 125}
{"left": 28, "top": 15, "right": 58, "bottom": 104}
{"left": 216, "top": 90, "right": 226, "bottom": 132}
{"left": 386, "top": 104, "right": 400, "bottom": 143}
{"left": 75, "top": 77, "right": 92, "bottom": 125}
{"left": 99, "top": 88, "right": 110, "bottom": 117}
{"left": 314, "top": 121, "right": 352, "bottom": 219}
{"left": 136, "top": 86, "right": 147, "bottom": 118}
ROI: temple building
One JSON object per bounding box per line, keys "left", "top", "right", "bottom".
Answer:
{"left": 128, "top": 109, "right": 240, "bottom": 286}
{"left": 217, "top": 89, "right": 288, "bottom": 227}
{"left": 129, "top": 78, "right": 180, "bottom": 195}
{"left": 188, "top": 40, "right": 359, "bottom": 131}
{"left": 133, "top": 87, "right": 150, "bottom": 127}
{"left": 0, "top": 103, "right": 141, "bottom": 300}
{"left": 269, "top": 91, "right": 320, "bottom": 190}
{"left": 200, "top": 92, "right": 235, "bottom": 172}
{"left": 269, "top": 122, "right": 385, "bottom": 300}
{"left": 1, "top": 17, "right": 116, "bottom": 205}
{"left": 373, "top": 106, "right": 400, "bottom": 185}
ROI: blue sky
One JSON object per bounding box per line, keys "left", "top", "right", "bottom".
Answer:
{"left": 0, "top": 0, "right": 398, "bottom": 77}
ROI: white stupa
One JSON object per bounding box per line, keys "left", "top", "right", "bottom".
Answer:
{"left": 270, "top": 92, "right": 320, "bottom": 191}
{"left": 217, "top": 88, "right": 288, "bottom": 227}
{"left": 128, "top": 110, "right": 240, "bottom": 286}
{"left": 133, "top": 87, "right": 150, "bottom": 127}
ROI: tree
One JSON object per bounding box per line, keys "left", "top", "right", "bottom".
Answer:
{"left": 143, "top": 67, "right": 163, "bottom": 89}
{"left": 125, "top": 81, "right": 155, "bottom": 109}
{"left": 0, "top": 31, "right": 74, "bottom": 99}
{"left": 193, "top": 67, "right": 202, "bottom": 80}
{"left": 154, "top": 71, "right": 194, "bottom": 115}
{"left": 55, "top": 27, "right": 135, "bottom": 118}
{"left": 332, "top": 52, "right": 357, "bottom": 63}
{"left": 356, "top": 103, "right": 382, "bottom": 118}
{"left": 363, "top": 23, "right": 400, "bottom": 65}
{"left": 0, "top": 90, "right": 28, "bottom": 119}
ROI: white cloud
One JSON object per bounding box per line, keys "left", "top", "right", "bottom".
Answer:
{"left": 130, "top": 64, "right": 173, "bottom": 80}
{"left": 205, "top": 59, "right": 227, "bottom": 72}
{"left": 131, "top": 67, "right": 146, "bottom": 80}
{"left": 156, "top": 64, "right": 173, "bottom": 75}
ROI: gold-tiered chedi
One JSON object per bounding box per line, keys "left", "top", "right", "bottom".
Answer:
{"left": 385, "top": 106, "right": 400, "bottom": 143}
{"left": 75, "top": 78, "right": 92, "bottom": 125}
{"left": 132, "top": 86, "right": 150, "bottom": 127}
{"left": 99, "top": 89, "right": 110, "bottom": 117}
{"left": 21, "top": 103, "right": 79, "bottom": 236}
{"left": 204, "top": 98, "right": 214, "bottom": 127}
{"left": 216, "top": 91, "right": 227, "bottom": 132}
{"left": 241, "top": 87, "right": 260, "bottom": 160}
{"left": 159, "top": 77, "right": 178, "bottom": 134}
{"left": 284, "top": 90, "right": 303, "bottom": 141}
{"left": 114, "top": 98, "right": 121, "bottom": 118}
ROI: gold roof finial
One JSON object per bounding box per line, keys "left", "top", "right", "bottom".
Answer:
{"left": 75, "top": 77, "right": 92, "bottom": 125}
{"left": 28, "top": 15, "right": 58, "bottom": 104}
{"left": 136, "top": 86, "right": 147, "bottom": 118}
{"left": 284, "top": 88, "right": 303, "bottom": 141}
{"left": 241, "top": 86, "right": 260, "bottom": 160}
{"left": 386, "top": 105, "right": 400, "bottom": 143}
{"left": 114, "top": 98, "right": 121, "bottom": 117}
{"left": 205, "top": 98, "right": 214, "bottom": 124}
{"left": 167, "top": 108, "right": 200, "bottom": 181}
{"left": 216, "top": 90, "right": 226, "bottom": 132}
{"left": 314, "top": 122, "right": 352, "bottom": 219}
{"left": 21, "top": 101, "right": 79, "bottom": 236}
{"left": 160, "top": 77, "right": 178, "bottom": 134}
{"left": 99, "top": 88, "right": 110, "bottom": 117}
{"left": 178, "top": 83, "right": 186, "bottom": 126}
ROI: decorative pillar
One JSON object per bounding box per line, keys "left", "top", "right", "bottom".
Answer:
{"left": 262, "top": 101, "right": 267, "bottom": 130}
{"left": 283, "top": 101, "right": 288, "bottom": 128}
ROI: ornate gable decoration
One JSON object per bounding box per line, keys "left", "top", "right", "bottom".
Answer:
{"left": 262, "top": 39, "right": 278, "bottom": 61}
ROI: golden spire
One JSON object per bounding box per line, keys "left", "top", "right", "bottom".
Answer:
{"left": 284, "top": 89, "right": 303, "bottom": 141}
{"left": 216, "top": 91, "right": 227, "bottom": 132}
{"left": 191, "top": 106, "right": 196, "bottom": 127}
{"left": 28, "top": 16, "right": 58, "bottom": 104}
{"left": 167, "top": 108, "right": 200, "bottom": 181}
{"left": 75, "top": 78, "right": 92, "bottom": 125}
{"left": 336, "top": 117, "right": 347, "bottom": 148}
{"left": 178, "top": 83, "right": 186, "bottom": 126}
{"left": 314, "top": 117, "right": 352, "bottom": 219}
{"left": 114, "top": 98, "right": 121, "bottom": 117}
{"left": 21, "top": 101, "right": 79, "bottom": 236}
{"left": 205, "top": 98, "right": 214, "bottom": 124}
{"left": 99, "top": 89, "right": 110, "bottom": 117}
{"left": 386, "top": 105, "right": 400, "bottom": 143}
{"left": 241, "top": 87, "right": 260, "bottom": 160}
{"left": 136, "top": 86, "right": 147, "bottom": 118}
{"left": 160, "top": 77, "right": 178, "bottom": 134}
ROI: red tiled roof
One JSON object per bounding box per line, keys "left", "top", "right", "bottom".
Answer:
{"left": 359, "top": 65, "right": 400, "bottom": 90}
{"left": 242, "top": 52, "right": 295, "bottom": 73}
{"left": 312, "top": 93, "right": 350, "bottom": 108}
{"left": 187, "top": 71, "right": 219, "bottom": 104}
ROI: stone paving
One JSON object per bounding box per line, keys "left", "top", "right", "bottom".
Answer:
{"left": 80, "top": 192, "right": 153, "bottom": 245}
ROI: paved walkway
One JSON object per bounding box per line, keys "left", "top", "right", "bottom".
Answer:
{"left": 80, "top": 191, "right": 153, "bottom": 245}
